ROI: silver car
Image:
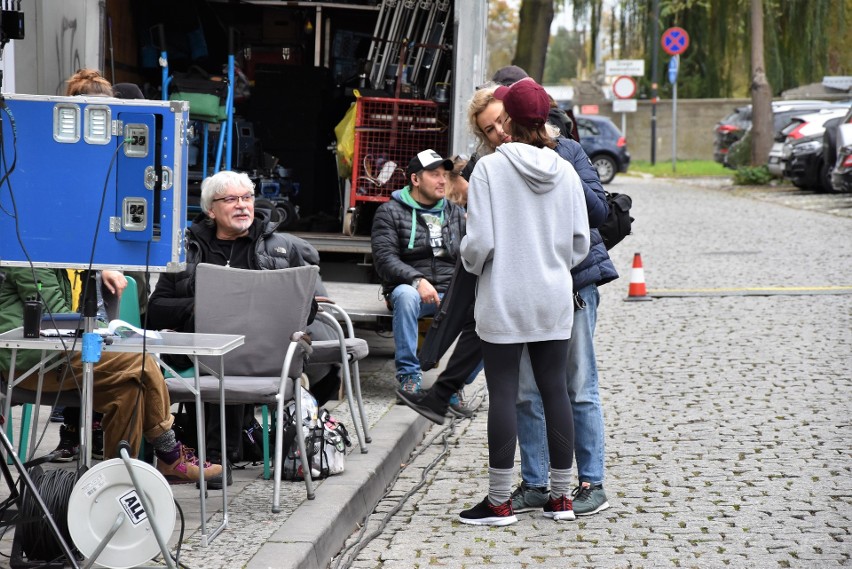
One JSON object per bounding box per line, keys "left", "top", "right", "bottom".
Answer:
{"left": 830, "top": 122, "right": 852, "bottom": 192}
{"left": 767, "top": 141, "right": 786, "bottom": 177}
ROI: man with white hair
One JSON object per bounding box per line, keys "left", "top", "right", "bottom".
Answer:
{"left": 148, "top": 170, "right": 333, "bottom": 470}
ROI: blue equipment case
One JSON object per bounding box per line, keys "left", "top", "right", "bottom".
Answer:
{"left": 0, "top": 94, "right": 189, "bottom": 272}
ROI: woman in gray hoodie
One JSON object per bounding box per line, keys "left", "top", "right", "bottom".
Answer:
{"left": 458, "top": 78, "right": 590, "bottom": 526}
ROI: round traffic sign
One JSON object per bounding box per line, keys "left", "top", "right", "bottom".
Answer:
{"left": 661, "top": 27, "right": 690, "bottom": 56}
{"left": 612, "top": 75, "right": 637, "bottom": 99}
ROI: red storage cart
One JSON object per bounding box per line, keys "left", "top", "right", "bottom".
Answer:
{"left": 344, "top": 97, "right": 448, "bottom": 235}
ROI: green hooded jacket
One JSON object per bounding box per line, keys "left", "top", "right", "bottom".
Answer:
{"left": 0, "top": 268, "right": 73, "bottom": 372}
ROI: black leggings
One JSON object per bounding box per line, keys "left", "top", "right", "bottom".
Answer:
{"left": 480, "top": 339, "right": 574, "bottom": 471}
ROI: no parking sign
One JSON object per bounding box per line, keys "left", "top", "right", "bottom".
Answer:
{"left": 661, "top": 27, "right": 689, "bottom": 56}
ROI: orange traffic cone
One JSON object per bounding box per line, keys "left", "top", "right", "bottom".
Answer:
{"left": 625, "top": 252, "right": 653, "bottom": 301}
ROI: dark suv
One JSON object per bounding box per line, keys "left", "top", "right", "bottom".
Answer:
{"left": 576, "top": 114, "right": 630, "bottom": 184}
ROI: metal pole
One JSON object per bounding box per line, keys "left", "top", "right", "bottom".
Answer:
{"left": 650, "top": 0, "right": 660, "bottom": 165}
{"left": 367, "top": 0, "right": 390, "bottom": 64}
{"left": 672, "top": 77, "right": 677, "bottom": 172}
{"left": 621, "top": 112, "right": 627, "bottom": 139}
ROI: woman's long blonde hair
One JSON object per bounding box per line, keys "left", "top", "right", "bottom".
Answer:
{"left": 466, "top": 83, "right": 500, "bottom": 154}
{"left": 446, "top": 156, "right": 469, "bottom": 207}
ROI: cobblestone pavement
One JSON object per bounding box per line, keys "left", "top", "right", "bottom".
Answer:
{"left": 334, "top": 176, "right": 852, "bottom": 569}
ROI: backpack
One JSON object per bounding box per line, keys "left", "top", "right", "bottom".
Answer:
{"left": 598, "top": 191, "right": 633, "bottom": 250}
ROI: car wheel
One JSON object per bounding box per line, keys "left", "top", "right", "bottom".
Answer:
{"left": 592, "top": 155, "right": 617, "bottom": 184}
{"left": 820, "top": 161, "right": 836, "bottom": 193}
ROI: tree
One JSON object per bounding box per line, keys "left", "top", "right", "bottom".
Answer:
{"left": 513, "top": 0, "right": 555, "bottom": 81}
{"left": 544, "top": 27, "right": 583, "bottom": 84}
{"left": 488, "top": 0, "right": 519, "bottom": 75}
{"left": 750, "top": 0, "right": 772, "bottom": 165}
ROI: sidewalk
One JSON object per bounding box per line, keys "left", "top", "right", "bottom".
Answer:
{"left": 0, "top": 330, "right": 437, "bottom": 569}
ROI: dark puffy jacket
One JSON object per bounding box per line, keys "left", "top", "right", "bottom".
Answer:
{"left": 371, "top": 188, "right": 466, "bottom": 298}
{"left": 148, "top": 217, "right": 317, "bottom": 333}
{"left": 554, "top": 138, "right": 619, "bottom": 290}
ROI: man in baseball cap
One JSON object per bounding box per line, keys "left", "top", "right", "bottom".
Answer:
{"left": 371, "top": 148, "right": 466, "bottom": 396}
{"left": 406, "top": 148, "right": 454, "bottom": 178}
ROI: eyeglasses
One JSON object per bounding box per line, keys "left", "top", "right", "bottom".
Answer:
{"left": 212, "top": 194, "right": 255, "bottom": 205}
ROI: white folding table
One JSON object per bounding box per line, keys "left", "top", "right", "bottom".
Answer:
{"left": 0, "top": 327, "right": 244, "bottom": 545}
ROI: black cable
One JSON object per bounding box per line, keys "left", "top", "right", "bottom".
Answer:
{"left": 167, "top": 497, "right": 191, "bottom": 569}
{"left": 332, "top": 384, "right": 487, "bottom": 569}
{"left": 17, "top": 466, "right": 78, "bottom": 563}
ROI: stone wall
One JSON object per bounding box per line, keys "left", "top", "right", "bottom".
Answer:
{"left": 588, "top": 98, "right": 751, "bottom": 162}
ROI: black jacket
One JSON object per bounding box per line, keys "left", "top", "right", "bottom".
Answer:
{"left": 371, "top": 188, "right": 466, "bottom": 298}
{"left": 148, "top": 216, "right": 318, "bottom": 333}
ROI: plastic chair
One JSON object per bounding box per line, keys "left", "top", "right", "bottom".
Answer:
{"left": 313, "top": 303, "right": 371, "bottom": 448}
{"left": 118, "top": 276, "right": 141, "bottom": 327}
{"left": 163, "top": 264, "right": 320, "bottom": 508}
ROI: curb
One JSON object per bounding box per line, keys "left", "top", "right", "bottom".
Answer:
{"left": 245, "top": 403, "right": 432, "bottom": 569}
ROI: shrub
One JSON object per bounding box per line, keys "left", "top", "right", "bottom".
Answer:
{"left": 733, "top": 165, "right": 773, "bottom": 185}
{"left": 726, "top": 130, "right": 752, "bottom": 170}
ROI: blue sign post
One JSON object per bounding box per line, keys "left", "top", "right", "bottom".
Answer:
{"left": 669, "top": 54, "right": 680, "bottom": 171}
{"left": 668, "top": 55, "right": 679, "bottom": 84}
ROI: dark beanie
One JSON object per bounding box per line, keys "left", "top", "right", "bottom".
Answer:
{"left": 113, "top": 83, "right": 144, "bottom": 100}
{"left": 491, "top": 65, "right": 529, "bottom": 86}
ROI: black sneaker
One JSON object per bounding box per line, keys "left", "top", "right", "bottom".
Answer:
{"left": 91, "top": 423, "right": 104, "bottom": 460}
{"left": 543, "top": 494, "right": 575, "bottom": 521}
{"left": 458, "top": 497, "right": 517, "bottom": 526}
{"left": 50, "top": 425, "right": 79, "bottom": 462}
{"left": 396, "top": 389, "right": 446, "bottom": 425}
{"left": 510, "top": 482, "right": 550, "bottom": 513}
{"left": 49, "top": 406, "right": 65, "bottom": 423}
{"left": 571, "top": 483, "right": 610, "bottom": 516}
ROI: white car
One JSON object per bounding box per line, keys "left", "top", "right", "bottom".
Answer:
{"left": 781, "top": 108, "right": 850, "bottom": 189}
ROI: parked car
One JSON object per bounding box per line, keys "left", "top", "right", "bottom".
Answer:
{"left": 829, "top": 108, "right": 852, "bottom": 192}
{"left": 575, "top": 114, "right": 630, "bottom": 184}
{"left": 767, "top": 139, "right": 787, "bottom": 177}
{"left": 782, "top": 108, "right": 850, "bottom": 190}
{"left": 713, "top": 100, "right": 830, "bottom": 167}
{"left": 767, "top": 104, "right": 852, "bottom": 177}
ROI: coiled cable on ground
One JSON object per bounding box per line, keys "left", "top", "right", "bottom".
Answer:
{"left": 17, "top": 466, "right": 77, "bottom": 564}
{"left": 332, "top": 383, "right": 487, "bottom": 569}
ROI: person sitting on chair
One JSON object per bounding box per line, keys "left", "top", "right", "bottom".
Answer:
{"left": 0, "top": 269, "right": 223, "bottom": 484}
{"left": 147, "top": 170, "right": 339, "bottom": 464}
{"left": 370, "top": 149, "right": 466, "bottom": 394}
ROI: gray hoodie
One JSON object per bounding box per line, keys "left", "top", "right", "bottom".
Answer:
{"left": 460, "top": 142, "right": 590, "bottom": 344}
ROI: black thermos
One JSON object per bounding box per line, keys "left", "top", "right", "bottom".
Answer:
{"left": 23, "top": 297, "right": 43, "bottom": 338}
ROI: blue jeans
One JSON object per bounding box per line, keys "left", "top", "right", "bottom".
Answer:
{"left": 516, "top": 284, "right": 605, "bottom": 486}
{"left": 389, "top": 284, "right": 440, "bottom": 377}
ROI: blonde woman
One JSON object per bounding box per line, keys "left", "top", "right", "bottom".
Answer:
{"left": 446, "top": 155, "right": 470, "bottom": 207}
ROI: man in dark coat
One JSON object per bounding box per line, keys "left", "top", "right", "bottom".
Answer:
{"left": 148, "top": 170, "right": 336, "bottom": 466}
{"left": 370, "top": 149, "right": 466, "bottom": 394}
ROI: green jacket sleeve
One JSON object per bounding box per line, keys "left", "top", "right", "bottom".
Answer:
{"left": 0, "top": 268, "right": 73, "bottom": 372}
